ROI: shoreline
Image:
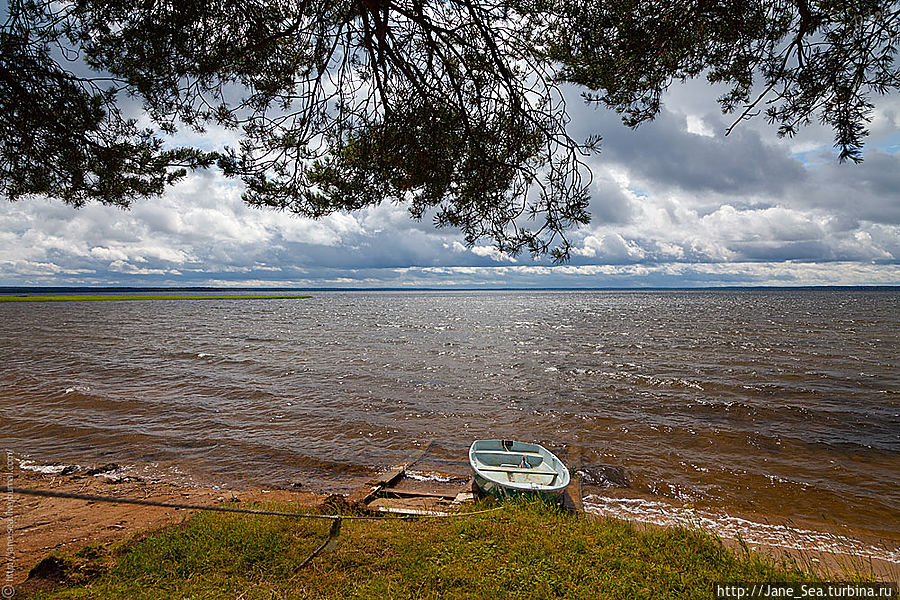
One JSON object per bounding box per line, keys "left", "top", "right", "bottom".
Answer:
{"left": 4, "top": 455, "right": 898, "bottom": 591}
{"left": 581, "top": 488, "right": 900, "bottom": 579}
{"left": 0, "top": 293, "right": 312, "bottom": 303}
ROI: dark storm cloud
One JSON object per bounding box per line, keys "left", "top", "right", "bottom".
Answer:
{"left": 791, "top": 150, "right": 900, "bottom": 225}
{"left": 587, "top": 176, "right": 636, "bottom": 225}
{"left": 728, "top": 240, "right": 833, "bottom": 261}
{"left": 578, "top": 104, "right": 808, "bottom": 197}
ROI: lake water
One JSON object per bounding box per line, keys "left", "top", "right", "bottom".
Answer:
{"left": 1, "top": 289, "right": 897, "bottom": 561}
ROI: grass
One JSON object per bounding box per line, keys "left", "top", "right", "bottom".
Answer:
{"left": 28, "top": 499, "right": 831, "bottom": 600}
{"left": 0, "top": 294, "right": 311, "bottom": 303}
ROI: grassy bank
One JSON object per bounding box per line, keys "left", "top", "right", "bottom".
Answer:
{"left": 28, "top": 500, "right": 826, "bottom": 600}
{"left": 0, "top": 294, "right": 311, "bottom": 303}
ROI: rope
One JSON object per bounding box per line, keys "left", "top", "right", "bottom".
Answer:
{"left": 7, "top": 486, "right": 506, "bottom": 521}
{"left": 8, "top": 487, "right": 339, "bottom": 520}
{"left": 9, "top": 484, "right": 511, "bottom": 572}
{"left": 8, "top": 484, "right": 507, "bottom": 572}
{"left": 375, "top": 505, "right": 506, "bottom": 518}
{"left": 294, "top": 517, "right": 342, "bottom": 572}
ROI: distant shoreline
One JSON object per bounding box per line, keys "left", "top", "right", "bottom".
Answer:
{"left": 1, "top": 285, "right": 898, "bottom": 294}
{"left": 0, "top": 293, "right": 312, "bottom": 303}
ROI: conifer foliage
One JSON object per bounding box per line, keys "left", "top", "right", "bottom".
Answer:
{"left": 2, "top": 0, "right": 897, "bottom": 258}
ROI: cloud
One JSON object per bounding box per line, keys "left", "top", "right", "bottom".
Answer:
{"left": 0, "top": 79, "right": 897, "bottom": 288}
{"left": 573, "top": 233, "right": 646, "bottom": 262}
{"left": 790, "top": 151, "right": 900, "bottom": 225}
{"left": 602, "top": 111, "right": 807, "bottom": 197}
{"left": 685, "top": 114, "right": 715, "bottom": 138}
{"left": 586, "top": 172, "right": 636, "bottom": 225}
{"left": 469, "top": 245, "right": 517, "bottom": 263}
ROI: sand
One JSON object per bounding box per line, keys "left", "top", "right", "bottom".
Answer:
{"left": 3, "top": 460, "right": 323, "bottom": 590}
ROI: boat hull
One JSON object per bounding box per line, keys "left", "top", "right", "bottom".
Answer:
{"left": 468, "top": 439, "right": 570, "bottom": 503}
{"left": 472, "top": 471, "right": 566, "bottom": 503}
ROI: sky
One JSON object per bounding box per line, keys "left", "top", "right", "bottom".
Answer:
{"left": 2, "top": 78, "right": 898, "bottom": 288}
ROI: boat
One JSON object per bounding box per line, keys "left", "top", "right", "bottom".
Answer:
{"left": 468, "top": 439, "right": 570, "bottom": 501}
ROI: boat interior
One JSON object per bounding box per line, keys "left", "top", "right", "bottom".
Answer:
{"left": 471, "top": 446, "right": 559, "bottom": 486}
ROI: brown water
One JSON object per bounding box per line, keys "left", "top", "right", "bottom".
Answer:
{"left": 1, "top": 290, "right": 898, "bottom": 559}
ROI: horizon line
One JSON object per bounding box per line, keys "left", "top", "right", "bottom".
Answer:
{"left": 2, "top": 285, "right": 898, "bottom": 293}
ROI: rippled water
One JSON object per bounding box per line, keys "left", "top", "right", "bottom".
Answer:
{"left": 1, "top": 289, "right": 898, "bottom": 556}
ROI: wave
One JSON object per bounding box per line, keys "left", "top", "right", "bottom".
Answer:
{"left": 583, "top": 494, "right": 900, "bottom": 564}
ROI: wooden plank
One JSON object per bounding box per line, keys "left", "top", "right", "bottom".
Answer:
{"left": 375, "top": 506, "right": 453, "bottom": 517}
{"left": 347, "top": 466, "right": 405, "bottom": 506}
{"left": 367, "top": 496, "right": 456, "bottom": 516}
{"left": 472, "top": 450, "right": 544, "bottom": 458}
{"left": 347, "top": 440, "right": 434, "bottom": 507}
{"left": 388, "top": 478, "right": 470, "bottom": 497}
{"left": 382, "top": 489, "right": 460, "bottom": 500}
{"left": 451, "top": 491, "right": 475, "bottom": 505}
{"left": 564, "top": 445, "right": 583, "bottom": 513}
{"left": 402, "top": 439, "right": 435, "bottom": 470}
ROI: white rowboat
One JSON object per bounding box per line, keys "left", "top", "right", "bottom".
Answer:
{"left": 468, "top": 439, "right": 570, "bottom": 501}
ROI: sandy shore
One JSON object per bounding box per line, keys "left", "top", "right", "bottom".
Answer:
{"left": 3, "top": 459, "right": 324, "bottom": 590}
{"left": 4, "top": 457, "right": 897, "bottom": 596}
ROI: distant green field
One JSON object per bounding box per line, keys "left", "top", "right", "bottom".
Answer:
{"left": 0, "top": 294, "right": 311, "bottom": 303}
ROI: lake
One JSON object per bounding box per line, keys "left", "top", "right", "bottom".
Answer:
{"left": 1, "top": 289, "right": 897, "bottom": 561}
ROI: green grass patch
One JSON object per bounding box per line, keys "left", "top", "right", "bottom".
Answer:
{"left": 0, "top": 294, "right": 310, "bottom": 303}
{"left": 31, "top": 500, "right": 828, "bottom": 600}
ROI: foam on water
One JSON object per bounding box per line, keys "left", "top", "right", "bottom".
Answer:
{"left": 583, "top": 494, "right": 900, "bottom": 564}
{"left": 404, "top": 470, "right": 461, "bottom": 483}
{"left": 62, "top": 385, "right": 91, "bottom": 394}
{"left": 18, "top": 460, "right": 76, "bottom": 475}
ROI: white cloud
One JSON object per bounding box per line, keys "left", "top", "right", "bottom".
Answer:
{"left": 700, "top": 205, "right": 824, "bottom": 243}
{"left": 685, "top": 114, "right": 715, "bottom": 137}
{"left": 276, "top": 212, "right": 363, "bottom": 246}
{"left": 574, "top": 233, "right": 646, "bottom": 261}
{"left": 469, "top": 245, "right": 517, "bottom": 263}
{"left": 108, "top": 261, "right": 177, "bottom": 276}
{"left": 89, "top": 246, "right": 129, "bottom": 262}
